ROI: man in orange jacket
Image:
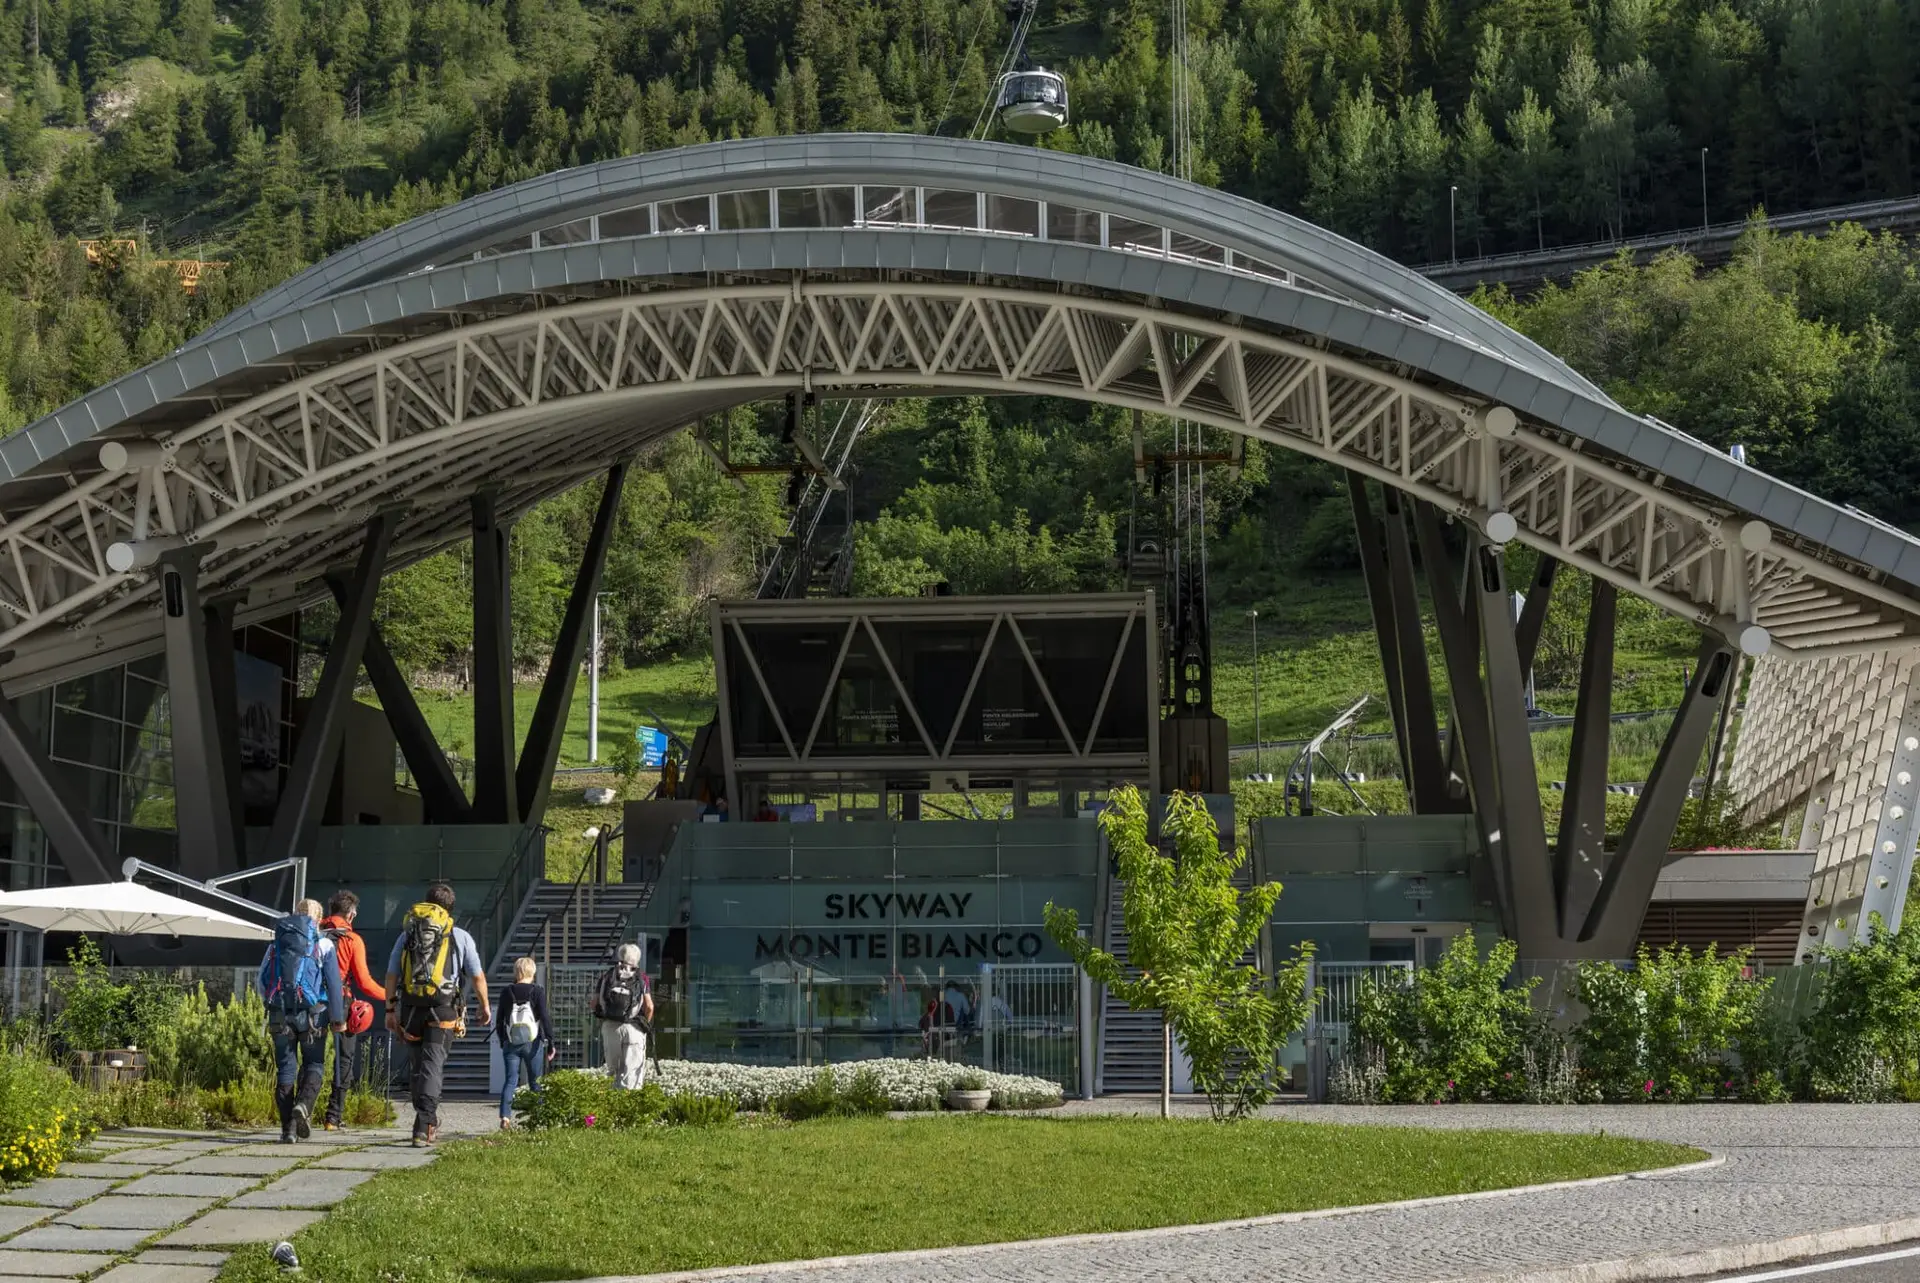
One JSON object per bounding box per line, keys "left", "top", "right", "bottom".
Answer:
{"left": 319, "top": 890, "right": 387, "bottom": 1130}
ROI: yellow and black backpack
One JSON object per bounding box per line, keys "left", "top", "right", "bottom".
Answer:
{"left": 398, "top": 902, "right": 459, "bottom": 1008}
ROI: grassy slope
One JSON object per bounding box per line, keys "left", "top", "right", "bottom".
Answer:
{"left": 215, "top": 1117, "right": 1698, "bottom": 1281}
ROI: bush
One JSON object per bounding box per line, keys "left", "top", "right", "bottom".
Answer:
{"left": 85, "top": 1080, "right": 208, "bottom": 1130}
{"left": 0, "top": 1049, "right": 91, "bottom": 1184}
{"left": 51, "top": 940, "right": 129, "bottom": 1053}
{"left": 663, "top": 1092, "right": 735, "bottom": 1127}
{"left": 771, "top": 1067, "right": 891, "bottom": 1121}
{"left": 166, "top": 986, "right": 273, "bottom": 1091}
{"left": 517, "top": 1070, "right": 667, "bottom": 1130}
{"left": 1574, "top": 946, "right": 1773, "bottom": 1101}
{"left": 198, "top": 1071, "right": 277, "bottom": 1128}
{"left": 651, "top": 1058, "right": 1064, "bottom": 1111}
{"left": 1350, "top": 936, "right": 1538, "bottom": 1103}
{"left": 1797, "top": 917, "right": 1920, "bottom": 1101}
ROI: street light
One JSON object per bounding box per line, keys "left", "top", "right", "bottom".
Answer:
{"left": 1449, "top": 185, "right": 1458, "bottom": 265}
{"left": 1246, "top": 609, "right": 1262, "bottom": 778}
{"left": 588, "top": 591, "right": 610, "bottom": 763}
{"left": 1700, "top": 147, "right": 1709, "bottom": 235}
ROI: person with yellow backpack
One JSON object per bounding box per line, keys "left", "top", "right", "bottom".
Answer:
{"left": 383, "top": 882, "right": 489, "bottom": 1147}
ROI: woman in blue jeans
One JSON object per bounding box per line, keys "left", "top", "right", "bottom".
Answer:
{"left": 496, "top": 957, "right": 553, "bottom": 1128}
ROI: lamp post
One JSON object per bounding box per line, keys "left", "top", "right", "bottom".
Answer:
{"left": 588, "top": 591, "right": 607, "bottom": 763}
{"left": 1700, "top": 147, "right": 1709, "bottom": 235}
{"left": 1246, "top": 609, "right": 1261, "bottom": 778}
{"left": 1449, "top": 185, "right": 1458, "bottom": 265}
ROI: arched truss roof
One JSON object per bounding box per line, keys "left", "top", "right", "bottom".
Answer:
{"left": 1, "top": 135, "right": 1918, "bottom": 693}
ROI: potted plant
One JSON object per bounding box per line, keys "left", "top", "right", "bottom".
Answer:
{"left": 944, "top": 1070, "right": 991, "bottom": 1112}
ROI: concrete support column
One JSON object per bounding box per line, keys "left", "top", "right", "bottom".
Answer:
{"left": 471, "top": 492, "right": 518, "bottom": 824}
{"left": 337, "top": 582, "right": 473, "bottom": 825}
{"left": 202, "top": 599, "right": 246, "bottom": 857}
{"left": 158, "top": 549, "right": 240, "bottom": 879}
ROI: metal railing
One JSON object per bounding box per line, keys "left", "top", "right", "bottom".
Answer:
{"left": 463, "top": 825, "right": 549, "bottom": 973}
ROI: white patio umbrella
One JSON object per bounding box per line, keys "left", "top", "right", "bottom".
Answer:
{"left": 0, "top": 882, "right": 272, "bottom": 940}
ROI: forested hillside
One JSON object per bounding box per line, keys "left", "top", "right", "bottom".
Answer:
{"left": 0, "top": 0, "right": 1916, "bottom": 692}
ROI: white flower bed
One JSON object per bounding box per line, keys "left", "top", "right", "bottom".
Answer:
{"left": 651, "top": 1058, "right": 1064, "bottom": 1111}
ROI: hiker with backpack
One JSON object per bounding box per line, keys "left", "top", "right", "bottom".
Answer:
{"left": 496, "top": 956, "right": 553, "bottom": 1129}
{"left": 591, "top": 942, "right": 653, "bottom": 1089}
{"left": 259, "top": 899, "right": 345, "bottom": 1143}
{"left": 383, "top": 881, "right": 489, "bottom": 1148}
{"left": 319, "top": 890, "right": 385, "bottom": 1131}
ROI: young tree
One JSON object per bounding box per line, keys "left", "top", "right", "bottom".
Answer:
{"left": 1044, "top": 786, "right": 1313, "bottom": 1120}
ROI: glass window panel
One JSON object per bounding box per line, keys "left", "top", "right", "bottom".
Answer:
{"left": 923, "top": 189, "right": 980, "bottom": 229}
{"left": 53, "top": 669, "right": 123, "bottom": 721}
{"left": 777, "top": 186, "right": 856, "bottom": 228}
{"left": 861, "top": 186, "right": 911, "bottom": 225}
{"left": 658, "top": 196, "right": 711, "bottom": 233}
{"left": 476, "top": 235, "right": 532, "bottom": 257}
{"left": 1109, "top": 216, "right": 1163, "bottom": 253}
{"left": 126, "top": 654, "right": 164, "bottom": 683}
{"left": 52, "top": 707, "right": 121, "bottom": 772}
{"left": 536, "top": 218, "right": 593, "bottom": 246}
{"left": 1046, "top": 204, "right": 1102, "bottom": 244}
{"left": 716, "top": 189, "right": 771, "bottom": 230}
{"left": 599, "top": 206, "right": 652, "bottom": 238}
{"left": 1237, "top": 254, "right": 1288, "bottom": 281}
{"left": 1169, "top": 231, "right": 1225, "bottom": 263}
{"left": 986, "top": 194, "right": 1039, "bottom": 238}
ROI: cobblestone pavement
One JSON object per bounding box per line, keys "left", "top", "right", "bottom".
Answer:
{"left": 0, "top": 1106, "right": 489, "bottom": 1282}
{"left": 603, "top": 1103, "right": 1920, "bottom": 1283}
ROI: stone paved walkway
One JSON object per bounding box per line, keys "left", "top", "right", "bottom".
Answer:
{"left": 590, "top": 1103, "right": 1920, "bottom": 1283}
{"left": 0, "top": 1110, "right": 480, "bottom": 1283}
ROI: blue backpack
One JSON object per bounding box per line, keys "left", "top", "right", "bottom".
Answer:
{"left": 264, "top": 915, "right": 326, "bottom": 1015}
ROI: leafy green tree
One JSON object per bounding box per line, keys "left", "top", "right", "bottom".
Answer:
{"left": 1044, "top": 786, "right": 1311, "bottom": 1120}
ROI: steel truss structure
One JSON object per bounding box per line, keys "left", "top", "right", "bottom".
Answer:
{"left": 711, "top": 593, "right": 1157, "bottom": 805}
{"left": 0, "top": 135, "right": 1916, "bottom": 958}
{"left": 1, "top": 279, "right": 1910, "bottom": 693}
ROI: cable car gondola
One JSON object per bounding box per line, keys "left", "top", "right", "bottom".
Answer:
{"left": 995, "top": 67, "right": 1068, "bottom": 134}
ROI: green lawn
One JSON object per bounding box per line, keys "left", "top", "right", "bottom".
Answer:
{"left": 216, "top": 1117, "right": 1697, "bottom": 1282}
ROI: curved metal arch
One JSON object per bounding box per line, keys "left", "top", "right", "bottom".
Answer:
{"left": 15, "top": 276, "right": 1914, "bottom": 686}
{"left": 1, "top": 220, "right": 1918, "bottom": 690}
{"left": 196, "top": 135, "right": 1582, "bottom": 394}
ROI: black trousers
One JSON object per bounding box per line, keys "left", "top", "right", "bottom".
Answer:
{"left": 324, "top": 1029, "right": 364, "bottom": 1125}
{"left": 403, "top": 1006, "right": 454, "bottom": 1134}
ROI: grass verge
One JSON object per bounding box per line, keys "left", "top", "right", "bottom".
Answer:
{"left": 215, "top": 1116, "right": 1701, "bottom": 1282}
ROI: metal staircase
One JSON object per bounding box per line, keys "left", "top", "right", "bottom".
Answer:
{"left": 441, "top": 878, "right": 654, "bottom": 1096}
{"left": 1095, "top": 823, "right": 1255, "bottom": 1095}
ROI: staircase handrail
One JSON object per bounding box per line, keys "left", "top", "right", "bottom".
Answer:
{"left": 529, "top": 829, "right": 617, "bottom": 967}
{"left": 462, "top": 824, "right": 549, "bottom": 970}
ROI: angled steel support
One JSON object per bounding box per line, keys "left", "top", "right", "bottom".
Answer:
{"left": 1472, "top": 541, "right": 1557, "bottom": 953}
{"left": 1378, "top": 490, "right": 1454, "bottom": 812}
{"left": 1556, "top": 580, "right": 1616, "bottom": 934}
{"left": 265, "top": 515, "right": 395, "bottom": 863}
{"left": 331, "top": 581, "right": 473, "bottom": 825}
{"left": 0, "top": 694, "right": 113, "bottom": 884}
{"left": 1413, "top": 502, "right": 1510, "bottom": 927}
{"left": 1580, "top": 635, "right": 1736, "bottom": 952}
{"left": 471, "top": 492, "right": 517, "bottom": 823}
{"left": 1514, "top": 555, "right": 1557, "bottom": 673}
{"left": 1350, "top": 475, "right": 1416, "bottom": 800}
{"left": 159, "top": 549, "right": 240, "bottom": 880}
{"left": 202, "top": 598, "right": 246, "bottom": 854}
{"left": 517, "top": 463, "right": 629, "bottom": 824}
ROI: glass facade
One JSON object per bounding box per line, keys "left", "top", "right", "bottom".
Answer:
{"left": 644, "top": 820, "right": 1096, "bottom": 1085}
{"left": 0, "top": 616, "right": 301, "bottom": 891}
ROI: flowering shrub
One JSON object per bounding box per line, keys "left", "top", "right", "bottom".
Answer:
{"left": 1350, "top": 936, "right": 1539, "bottom": 1103}
{"left": 1574, "top": 945, "right": 1775, "bottom": 1101}
{"left": 517, "top": 1071, "right": 671, "bottom": 1130}
{"left": 0, "top": 1049, "right": 91, "bottom": 1184}
{"left": 652, "top": 1058, "right": 1063, "bottom": 1111}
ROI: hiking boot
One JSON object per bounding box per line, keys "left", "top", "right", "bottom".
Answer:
{"left": 279, "top": 1128, "right": 295, "bottom": 1144}
{"left": 424, "top": 1125, "right": 439, "bottom": 1146}
{"left": 323, "top": 1121, "right": 340, "bottom": 1132}
{"left": 292, "top": 1102, "right": 312, "bottom": 1140}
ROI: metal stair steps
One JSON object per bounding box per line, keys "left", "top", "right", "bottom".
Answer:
{"left": 439, "top": 879, "right": 654, "bottom": 1097}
